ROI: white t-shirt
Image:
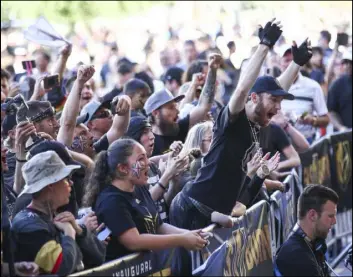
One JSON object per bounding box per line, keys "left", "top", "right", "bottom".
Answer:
{"left": 281, "top": 73, "right": 328, "bottom": 139}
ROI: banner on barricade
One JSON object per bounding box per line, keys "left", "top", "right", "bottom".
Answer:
{"left": 194, "top": 201, "right": 273, "bottom": 276}
{"left": 70, "top": 248, "right": 175, "bottom": 277}
{"left": 329, "top": 131, "right": 352, "bottom": 212}
{"left": 300, "top": 137, "right": 331, "bottom": 187}
{"left": 270, "top": 172, "right": 299, "bottom": 255}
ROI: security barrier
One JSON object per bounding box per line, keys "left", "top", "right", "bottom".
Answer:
{"left": 69, "top": 131, "right": 352, "bottom": 276}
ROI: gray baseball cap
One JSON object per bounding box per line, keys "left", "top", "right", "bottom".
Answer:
{"left": 79, "top": 99, "right": 102, "bottom": 125}
{"left": 144, "top": 89, "right": 184, "bottom": 115}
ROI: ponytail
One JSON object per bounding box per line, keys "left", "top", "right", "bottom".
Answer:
{"left": 82, "top": 151, "right": 111, "bottom": 208}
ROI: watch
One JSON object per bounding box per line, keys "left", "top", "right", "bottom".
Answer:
{"left": 256, "top": 164, "right": 270, "bottom": 179}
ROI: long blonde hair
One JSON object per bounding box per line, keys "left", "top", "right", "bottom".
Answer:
{"left": 180, "top": 121, "right": 213, "bottom": 157}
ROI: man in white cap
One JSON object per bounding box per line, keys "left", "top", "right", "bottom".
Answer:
{"left": 327, "top": 50, "right": 352, "bottom": 131}
{"left": 279, "top": 43, "right": 330, "bottom": 144}
{"left": 11, "top": 151, "right": 105, "bottom": 275}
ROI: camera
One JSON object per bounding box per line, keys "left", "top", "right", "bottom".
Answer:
{"left": 4, "top": 94, "right": 44, "bottom": 150}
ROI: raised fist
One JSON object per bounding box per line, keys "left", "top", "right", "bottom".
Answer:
{"left": 258, "top": 18, "right": 283, "bottom": 48}
{"left": 292, "top": 38, "right": 313, "bottom": 66}
{"left": 77, "top": 65, "right": 95, "bottom": 85}
{"left": 115, "top": 95, "right": 131, "bottom": 115}
{"left": 208, "top": 53, "right": 223, "bottom": 69}
{"left": 191, "top": 73, "right": 206, "bottom": 88}
{"left": 60, "top": 43, "right": 72, "bottom": 58}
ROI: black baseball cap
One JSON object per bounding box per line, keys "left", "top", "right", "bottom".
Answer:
{"left": 250, "top": 76, "right": 295, "bottom": 100}
{"left": 163, "top": 67, "right": 184, "bottom": 86}
{"left": 28, "top": 140, "right": 81, "bottom": 167}
{"left": 125, "top": 116, "right": 152, "bottom": 141}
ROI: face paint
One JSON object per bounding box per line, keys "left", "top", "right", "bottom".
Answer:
{"left": 71, "top": 136, "right": 84, "bottom": 153}
{"left": 131, "top": 161, "right": 142, "bottom": 179}
{"left": 131, "top": 160, "right": 148, "bottom": 179}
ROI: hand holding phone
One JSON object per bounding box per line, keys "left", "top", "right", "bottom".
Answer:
{"left": 97, "top": 226, "right": 112, "bottom": 241}
{"left": 43, "top": 74, "right": 60, "bottom": 90}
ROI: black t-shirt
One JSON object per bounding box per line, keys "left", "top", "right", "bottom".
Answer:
{"left": 147, "top": 162, "right": 169, "bottom": 223}
{"left": 94, "top": 184, "right": 163, "bottom": 261}
{"left": 152, "top": 115, "right": 190, "bottom": 156}
{"left": 185, "top": 106, "right": 255, "bottom": 214}
{"left": 93, "top": 134, "right": 110, "bottom": 154}
{"left": 327, "top": 74, "right": 352, "bottom": 128}
{"left": 276, "top": 233, "right": 329, "bottom": 276}
{"left": 260, "top": 123, "right": 291, "bottom": 160}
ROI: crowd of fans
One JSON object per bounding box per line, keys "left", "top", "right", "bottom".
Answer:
{"left": 1, "top": 16, "right": 352, "bottom": 276}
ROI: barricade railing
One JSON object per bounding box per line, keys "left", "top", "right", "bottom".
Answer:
{"left": 68, "top": 130, "right": 352, "bottom": 276}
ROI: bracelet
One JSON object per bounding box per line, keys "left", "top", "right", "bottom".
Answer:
{"left": 157, "top": 182, "right": 167, "bottom": 191}
{"left": 16, "top": 157, "right": 27, "bottom": 163}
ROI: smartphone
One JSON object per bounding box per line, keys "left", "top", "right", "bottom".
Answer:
{"left": 337, "top": 33, "right": 349, "bottom": 46}
{"left": 21, "top": 60, "right": 36, "bottom": 70}
{"left": 43, "top": 74, "right": 60, "bottom": 90}
{"left": 97, "top": 227, "right": 112, "bottom": 241}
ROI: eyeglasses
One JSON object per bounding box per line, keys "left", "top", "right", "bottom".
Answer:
{"left": 91, "top": 110, "right": 112, "bottom": 120}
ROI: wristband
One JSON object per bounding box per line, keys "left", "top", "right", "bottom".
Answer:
{"left": 158, "top": 182, "right": 167, "bottom": 191}
{"left": 16, "top": 157, "right": 27, "bottom": 163}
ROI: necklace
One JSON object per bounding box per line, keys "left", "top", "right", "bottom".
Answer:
{"left": 247, "top": 118, "right": 261, "bottom": 153}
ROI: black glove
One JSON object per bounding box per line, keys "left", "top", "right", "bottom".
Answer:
{"left": 258, "top": 20, "right": 283, "bottom": 48}
{"left": 292, "top": 39, "right": 313, "bottom": 66}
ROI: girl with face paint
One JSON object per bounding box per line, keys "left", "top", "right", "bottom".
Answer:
{"left": 83, "top": 138, "right": 210, "bottom": 266}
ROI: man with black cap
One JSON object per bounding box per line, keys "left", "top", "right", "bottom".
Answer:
{"left": 163, "top": 66, "right": 184, "bottom": 97}
{"left": 169, "top": 19, "right": 313, "bottom": 230}
{"left": 145, "top": 52, "right": 223, "bottom": 156}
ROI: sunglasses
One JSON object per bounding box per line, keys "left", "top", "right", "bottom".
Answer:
{"left": 91, "top": 110, "right": 112, "bottom": 120}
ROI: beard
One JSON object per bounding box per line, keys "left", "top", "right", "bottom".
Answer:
{"left": 159, "top": 116, "right": 180, "bottom": 136}
{"left": 253, "top": 101, "right": 267, "bottom": 127}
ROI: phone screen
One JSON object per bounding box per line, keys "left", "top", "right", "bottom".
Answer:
{"left": 97, "top": 227, "right": 112, "bottom": 241}
{"left": 22, "top": 60, "right": 36, "bottom": 70}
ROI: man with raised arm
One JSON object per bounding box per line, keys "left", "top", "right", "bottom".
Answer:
{"left": 170, "top": 19, "right": 313, "bottom": 230}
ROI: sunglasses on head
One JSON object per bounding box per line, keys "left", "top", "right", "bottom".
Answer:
{"left": 91, "top": 110, "right": 112, "bottom": 120}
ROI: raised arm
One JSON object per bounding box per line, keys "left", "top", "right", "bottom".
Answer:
{"left": 229, "top": 19, "right": 282, "bottom": 117}
{"left": 277, "top": 39, "right": 313, "bottom": 91}
{"left": 106, "top": 95, "right": 131, "bottom": 145}
{"left": 57, "top": 65, "right": 95, "bottom": 146}
{"left": 189, "top": 53, "right": 222, "bottom": 127}
{"left": 51, "top": 44, "right": 72, "bottom": 81}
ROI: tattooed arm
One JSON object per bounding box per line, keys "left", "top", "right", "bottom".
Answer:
{"left": 189, "top": 53, "right": 222, "bottom": 127}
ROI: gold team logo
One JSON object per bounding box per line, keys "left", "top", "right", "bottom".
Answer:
{"left": 335, "top": 141, "right": 352, "bottom": 191}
